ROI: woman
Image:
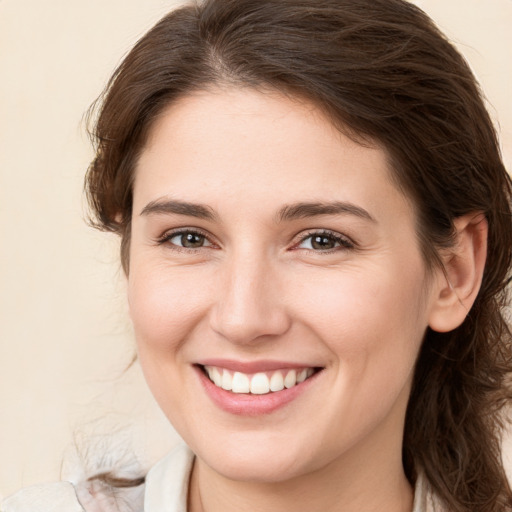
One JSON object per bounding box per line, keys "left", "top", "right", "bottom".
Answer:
{"left": 3, "top": 0, "right": 511, "bottom": 511}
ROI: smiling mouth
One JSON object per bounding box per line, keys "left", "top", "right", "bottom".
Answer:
{"left": 201, "top": 365, "right": 319, "bottom": 395}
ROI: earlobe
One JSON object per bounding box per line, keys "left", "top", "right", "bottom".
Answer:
{"left": 428, "top": 213, "right": 488, "bottom": 333}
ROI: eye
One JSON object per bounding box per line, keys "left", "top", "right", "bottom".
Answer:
{"left": 296, "top": 230, "right": 354, "bottom": 251}
{"left": 160, "top": 229, "right": 213, "bottom": 249}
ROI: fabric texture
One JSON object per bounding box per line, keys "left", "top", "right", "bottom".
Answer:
{"left": 1, "top": 443, "right": 441, "bottom": 511}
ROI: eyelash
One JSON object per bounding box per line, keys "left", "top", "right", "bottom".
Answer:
{"left": 293, "top": 230, "right": 355, "bottom": 253}
{"left": 155, "top": 228, "right": 355, "bottom": 253}
{"left": 155, "top": 228, "right": 215, "bottom": 252}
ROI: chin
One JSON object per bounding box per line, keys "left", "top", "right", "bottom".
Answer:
{"left": 187, "top": 429, "right": 325, "bottom": 483}
{"left": 205, "top": 451, "right": 309, "bottom": 483}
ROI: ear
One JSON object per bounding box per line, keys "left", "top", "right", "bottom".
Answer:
{"left": 428, "top": 213, "right": 488, "bottom": 333}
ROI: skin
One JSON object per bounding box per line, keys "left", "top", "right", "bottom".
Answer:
{"left": 127, "top": 87, "right": 466, "bottom": 512}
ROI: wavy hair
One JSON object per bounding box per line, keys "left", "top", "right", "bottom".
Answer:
{"left": 85, "top": 1, "right": 512, "bottom": 510}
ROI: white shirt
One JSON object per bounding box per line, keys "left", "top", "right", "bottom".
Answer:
{"left": 1, "top": 444, "right": 441, "bottom": 511}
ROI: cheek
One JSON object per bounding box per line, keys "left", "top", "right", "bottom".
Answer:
{"left": 296, "top": 261, "right": 430, "bottom": 378}
{"left": 127, "top": 263, "right": 211, "bottom": 354}
{"left": 315, "top": 270, "right": 428, "bottom": 426}
{"left": 127, "top": 264, "right": 213, "bottom": 426}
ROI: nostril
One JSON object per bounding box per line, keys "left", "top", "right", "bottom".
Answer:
{"left": 209, "top": 307, "right": 292, "bottom": 345}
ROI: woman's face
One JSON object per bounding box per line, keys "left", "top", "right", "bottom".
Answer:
{"left": 129, "top": 88, "right": 442, "bottom": 482}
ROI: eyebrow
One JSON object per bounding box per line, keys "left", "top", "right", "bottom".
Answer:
{"left": 140, "top": 198, "right": 375, "bottom": 224}
{"left": 140, "top": 199, "right": 217, "bottom": 220}
{"left": 276, "top": 201, "right": 376, "bottom": 223}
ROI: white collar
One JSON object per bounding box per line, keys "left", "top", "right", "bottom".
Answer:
{"left": 144, "top": 444, "right": 194, "bottom": 512}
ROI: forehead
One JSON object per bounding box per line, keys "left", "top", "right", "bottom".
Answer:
{"left": 134, "top": 87, "right": 412, "bottom": 219}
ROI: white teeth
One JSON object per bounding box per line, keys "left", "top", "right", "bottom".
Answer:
{"left": 250, "top": 373, "right": 270, "bottom": 394}
{"left": 212, "top": 367, "right": 222, "bottom": 387}
{"left": 205, "top": 366, "right": 316, "bottom": 394}
{"left": 296, "top": 369, "right": 307, "bottom": 383}
{"left": 232, "top": 372, "right": 250, "bottom": 394}
{"left": 269, "top": 371, "right": 285, "bottom": 392}
{"left": 284, "top": 369, "right": 297, "bottom": 389}
{"left": 221, "top": 369, "right": 233, "bottom": 391}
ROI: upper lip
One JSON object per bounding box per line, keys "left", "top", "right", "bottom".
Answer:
{"left": 196, "top": 358, "right": 321, "bottom": 374}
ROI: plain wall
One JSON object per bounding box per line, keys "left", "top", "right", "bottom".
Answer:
{"left": 1, "top": 0, "right": 511, "bottom": 498}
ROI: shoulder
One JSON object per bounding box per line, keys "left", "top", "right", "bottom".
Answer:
{"left": 1, "top": 444, "right": 192, "bottom": 512}
{"left": 413, "top": 471, "right": 448, "bottom": 512}
{"left": 1, "top": 482, "right": 84, "bottom": 512}
{"left": 1, "top": 478, "right": 145, "bottom": 512}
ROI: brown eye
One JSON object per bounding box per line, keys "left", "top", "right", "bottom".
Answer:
{"left": 167, "top": 231, "right": 212, "bottom": 248}
{"left": 311, "top": 234, "right": 337, "bottom": 250}
{"left": 297, "top": 231, "right": 354, "bottom": 251}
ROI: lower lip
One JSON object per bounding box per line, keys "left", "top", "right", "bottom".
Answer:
{"left": 195, "top": 366, "right": 318, "bottom": 416}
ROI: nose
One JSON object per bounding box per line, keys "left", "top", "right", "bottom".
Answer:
{"left": 209, "top": 252, "right": 291, "bottom": 345}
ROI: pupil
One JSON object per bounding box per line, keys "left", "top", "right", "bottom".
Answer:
{"left": 312, "top": 235, "right": 335, "bottom": 250}
{"left": 182, "top": 233, "right": 204, "bottom": 248}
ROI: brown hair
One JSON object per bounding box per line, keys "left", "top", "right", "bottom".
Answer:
{"left": 85, "top": 0, "right": 512, "bottom": 510}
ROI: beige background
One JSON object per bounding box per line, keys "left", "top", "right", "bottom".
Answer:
{"left": 0, "top": 0, "right": 511, "bottom": 498}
